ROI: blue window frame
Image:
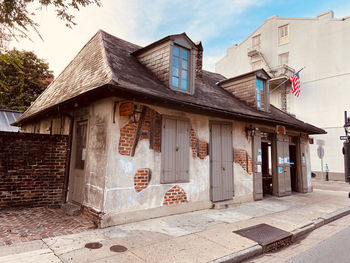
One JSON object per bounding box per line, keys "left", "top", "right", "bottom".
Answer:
{"left": 172, "top": 45, "right": 189, "bottom": 91}
{"left": 256, "top": 79, "right": 264, "bottom": 109}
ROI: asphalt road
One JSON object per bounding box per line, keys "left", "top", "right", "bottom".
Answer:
{"left": 288, "top": 225, "right": 350, "bottom": 263}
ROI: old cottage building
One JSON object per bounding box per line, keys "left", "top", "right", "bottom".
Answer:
{"left": 15, "top": 30, "right": 324, "bottom": 227}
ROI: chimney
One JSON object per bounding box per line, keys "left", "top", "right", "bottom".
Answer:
{"left": 195, "top": 41, "right": 203, "bottom": 78}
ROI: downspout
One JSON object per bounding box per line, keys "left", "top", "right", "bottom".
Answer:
{"left": 61, "top": 113, "right": 74, "bottom": 205}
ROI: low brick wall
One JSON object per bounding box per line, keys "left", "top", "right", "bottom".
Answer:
{"left": 0, "top": 131, "right": 69, "bottom": 208}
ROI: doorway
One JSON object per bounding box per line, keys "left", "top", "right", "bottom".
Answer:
{"left": 210, "top": 122, "right": 234, "bottom": 202}
{"left": 68, "top": 119, "right": 88, "bottom": 204}
{"left": 289, "top": 144, "right": 297, "bottom": 192}
{"left": 262, "top": 141, "right": 273, "bottom": 196}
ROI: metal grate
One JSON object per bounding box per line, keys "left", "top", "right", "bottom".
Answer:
{"left": 234, "top": 223, "right": 292, "bottom": 252}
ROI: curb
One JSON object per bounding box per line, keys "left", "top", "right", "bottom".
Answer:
{"left": 211, "top": 206, "right": 350, "bottom": 263}
{"left": 209, "top": 245, "right": 263, "bottom": 263}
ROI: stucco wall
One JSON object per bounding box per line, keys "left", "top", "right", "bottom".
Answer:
{"left": 103, "top": 100, "right": 254, "bottom": 215}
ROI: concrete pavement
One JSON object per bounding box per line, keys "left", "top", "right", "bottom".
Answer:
{"left": 1, "top": 181, "right": 350, "bottom": 263}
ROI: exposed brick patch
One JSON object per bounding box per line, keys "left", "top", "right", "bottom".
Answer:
{"left": 118, "top": 122, "right": 138, "bottom": 155}
{"left": 190, "top": 128, "right": 198, "bottom": 158}
{"left": 190, "top": 128, "right": 208, "bottom": 159}
{"left": 234, "top": 148, "right": 253, "bottom": 175}
{"left": 198, "top": 140, "right": 208, "bottom": 159}
{"left": 81, "top": 205, "right": 104, "bottom": 226}
{"left": 118, "top": 105, "right": 162, "bottom": 155}
{"left": 134, "top": 168, "right": 151, "bottom": 192}
{"left": 163, "top": 185, "right": 187, "bottom": 205}
{"left": 119, "top": 102, "right": 134, "bottom": 116}
{"left": 0, "top": 131, "right": 68, "bottom": 208}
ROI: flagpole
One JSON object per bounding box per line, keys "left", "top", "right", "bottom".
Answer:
{"left": 271, "top": 66, "right": 306, "bottom": 92}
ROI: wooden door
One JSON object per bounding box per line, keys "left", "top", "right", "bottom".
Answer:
{"left": 275, "top": 134, "right": 291, "bottom": 196}
{"left": 69, "top": 120, "right": 88, "bottom": 204}
{"left": 210, "top": 122, "right": 234, "bottom": 202}
{"left": 253, "top": 131, "right": 263, "bottom": 200}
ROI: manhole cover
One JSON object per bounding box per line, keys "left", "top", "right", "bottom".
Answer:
{"left": 85, "top": 242, "right": 103, "bottom": 249}
{"left": 234, "top": 223, "right": 292, "bottom": 252}
{"left": 110, "top": 245, "right": 128, "bottom": 252}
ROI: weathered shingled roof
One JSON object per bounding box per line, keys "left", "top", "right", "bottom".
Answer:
{"left": 16, "top": 30, "right": 325, "bottom": 134}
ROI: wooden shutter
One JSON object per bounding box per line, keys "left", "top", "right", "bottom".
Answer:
{"left": 161, "top": 118, "right": 176, "bottom": 183}
{"left": 221, "top": 124, "right": 234, "bottom": 200}
{"left": 298, "top": 137, "right": 308, "bottom": 193}
{"left": 276, "top": 134, "right": 286, "bottom": 196}
{"left": 176, "top": 119, "right": 190, "bottom": 182}
{"left": 253, "top": 130, "right": 263, "bottom": 200}
{"left": 161, "top": 117, "right": 190, "bottom": 183}
{"left": 210, "top": 123, "right": 222, "bottom": 201}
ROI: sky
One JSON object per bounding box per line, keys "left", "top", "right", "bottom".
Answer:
{"left": 11, "top": 0, "right": 350, "bottom": 77}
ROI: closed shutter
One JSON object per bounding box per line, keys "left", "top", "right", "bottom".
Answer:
{"left": 210, "top": 123, "right": 222, "bottom": 201}
{"left": 176, "top": 119, "right": 190, "bottom": 182}
{"left": 161, "top": 117, "right": 190, "bottom": 183}
{"left": 253, "top": 131, "right": 263, "bottom": 200}
{"left": 221, "top": 124, "right": 234, "bottom": 200}
{"left": 161, "top": 118, "right": 176, "bottom": 183}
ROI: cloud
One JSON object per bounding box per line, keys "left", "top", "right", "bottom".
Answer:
{"left": 10, "top": 0, "right": 263, "bottom": 75}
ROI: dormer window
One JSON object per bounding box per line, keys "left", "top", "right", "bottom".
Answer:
{"left": 256, "top": 78, "right": 264, "bottom": 109}
{"left": 172, "top": 45, "right": 190, "bottom": 91}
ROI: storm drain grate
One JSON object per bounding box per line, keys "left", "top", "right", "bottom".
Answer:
{"left": 85, "top": 242, "right": 103, "bottom": 249}
{"left": 110, "top": 245, "right": 128, "bottom": 252}
{"left": 234, "top": 223, "right": 292, "bottom": 252}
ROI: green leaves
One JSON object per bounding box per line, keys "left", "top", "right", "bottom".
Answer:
{"left": 0, "top": 49, "right": 54, "bottom": 111}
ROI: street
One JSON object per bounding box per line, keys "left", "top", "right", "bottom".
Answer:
{"left": 248, "top": 212, "right": 350, "bottom": 263}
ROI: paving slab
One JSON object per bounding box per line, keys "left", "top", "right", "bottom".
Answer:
{"left": 131, "top": 234, "right": 232, "bottom": 263}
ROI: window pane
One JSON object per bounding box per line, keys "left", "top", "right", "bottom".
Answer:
{"left": 182, "top": 59, "right": 188, "bottom": 70}
{"left": 182, "top": 69, "right": 188, "bottom": 80}
{"left": 173, "top": 46, "right": 180, "bottom": 57}
{"left": 172, "top": 76, "right": 179, "bottom": 88}
{"left": 181, "top": 78, "right": 188, "bottom": 90}
{"left": 182, "top": 49, "right": 188, "bottom": 60}
{"left": 256, "top": 79, "right": 261, "bottom": 109}
{"left": 172, "top": 57, "right": 179, "bottom": 77}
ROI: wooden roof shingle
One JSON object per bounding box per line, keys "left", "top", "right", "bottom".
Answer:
{"left": 16, "top": 30, "right": 325, "bottom": 134}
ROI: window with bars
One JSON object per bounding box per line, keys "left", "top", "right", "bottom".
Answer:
{"left": 171, "top": 45, "right": 190, "bottom": 91}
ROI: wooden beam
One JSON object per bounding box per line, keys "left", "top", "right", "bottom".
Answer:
{"left": 131, "top": 106, "right": 147, "bottom": 157}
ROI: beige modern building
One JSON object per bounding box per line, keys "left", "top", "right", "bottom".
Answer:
{"left": 216, "top": 10, "right": 350, "bottom": 180}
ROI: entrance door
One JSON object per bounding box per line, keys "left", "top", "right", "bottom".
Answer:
{"left": 69, "top": 120, "right": 88, "bottom": 204}
{"left": 275, "top": 134, "right": 291, "bottom": 196}
{"left": 210, "top": 122, "right": 234, "bottom": 202}
{"left": 289, "top": 145, "right": 297, "bottom": 192}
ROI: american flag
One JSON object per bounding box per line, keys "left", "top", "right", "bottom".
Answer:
{"left": 289, "top": 72, "right": 300, "bottom": 97}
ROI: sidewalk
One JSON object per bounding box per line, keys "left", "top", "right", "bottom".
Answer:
{"left": 1, "top": 181, "right": 350, "bottom": 263}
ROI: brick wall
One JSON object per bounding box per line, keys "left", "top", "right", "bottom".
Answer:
{"left": 190, "top": 128, "right": 208, "bottom": 159}
{"left": 0, "top": 131, "right": 69, "bottom": 208}
{"left": 134, "top": 168, "right": 151, "bottom": 192}
{"left": 234, "top": 148, "right": 253, "bottom": 175}
{"left": 136, "top": 42, "right": 170, "bottom": 87}
{"left": 118, "top": 104, "right": 162, "bottom": 156}
{"left": 163, "top": 185, "right": 187, "bottom": 205}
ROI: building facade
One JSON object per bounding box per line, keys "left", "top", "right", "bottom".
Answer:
{"left": 15, "top": 31, "right": 323, "bottom": 227}
{"left": 216, "top": 10, "right": 350, "bottom": 180}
